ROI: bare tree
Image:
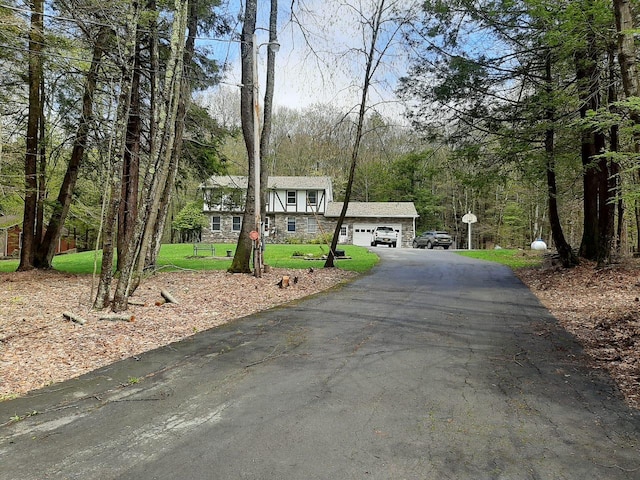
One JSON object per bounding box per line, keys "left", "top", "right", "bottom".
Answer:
{"left": 324, "top": 0, "right": 417, "bottom": 267}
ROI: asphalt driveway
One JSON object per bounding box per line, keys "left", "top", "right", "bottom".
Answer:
{"left": 1, "top": 249, "right": 639, "bottom": 479}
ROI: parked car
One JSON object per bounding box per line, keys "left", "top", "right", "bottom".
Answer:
{"left": 371, "top": 226, "right": 398, "bottom": 247}
{"left": 412, "top": 230, "right": 452, "bottom": 249}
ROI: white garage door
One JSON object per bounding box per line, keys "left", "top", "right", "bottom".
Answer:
{"left": 353, "top": 224, "right": 402, "bottom": 247}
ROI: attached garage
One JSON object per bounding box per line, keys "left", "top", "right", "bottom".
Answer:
{"left": 325, "top": 202, "right": 418, "bottom": 248}
{"left": 353, "top": 223, "right": 402, "bottom": 247}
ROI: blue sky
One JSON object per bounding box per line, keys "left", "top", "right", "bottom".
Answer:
{"left": 203, "top": 0, "right": 417, "bottom": 117}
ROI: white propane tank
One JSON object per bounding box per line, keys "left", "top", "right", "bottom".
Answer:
{"left": 531, "top": 238, "right": 547, "bottom": 251}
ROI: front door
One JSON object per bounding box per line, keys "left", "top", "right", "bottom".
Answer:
{"left": 338, "top": 225, "right": 349, "bottom": 244}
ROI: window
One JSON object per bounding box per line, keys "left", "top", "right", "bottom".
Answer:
{"left": 229, "top": 191, "right": 244, "bottom": 210}
{"left": 307, "top": 217, "right": 317, "bottom": 234}
{"left": 287, "top": 191, "right": 296, "bottom": 205}
{"left": 204, "top": 190, "right": 223, "bottom": 210}
{"left": 287, "top": 217, "right": 296, "bottom": 232}
{"left": 264, "top": 216, "right": 270, "bottom": 233}
{"left": 232, "top": 216, "right": 242, "bottom": 231}
{"left": 222, "top": 190, "right": 244, "bottom": 211}
{"left": 211, "top": 216, "right": 221, "bottom": 231}
{"left": 307, "top": 190, "right": 317, "bottom": 206}
{"left": 340, "top": 226, "right": 347, "bottom": 236}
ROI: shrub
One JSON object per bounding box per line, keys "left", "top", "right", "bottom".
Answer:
{"left": 285, "top": 236, "right": 304, "bottom": 244}
{"left": 309, "top": 233, "right": 333, "bottom": 244}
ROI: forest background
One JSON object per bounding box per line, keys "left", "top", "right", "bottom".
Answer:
{"left": 2, "top": 0, "right": 640, "bottom": 301}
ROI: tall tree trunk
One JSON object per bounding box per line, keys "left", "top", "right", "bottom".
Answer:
{"left": 117, "top": 36, "right": 142, "bottom": 272}
{"left": 544, "top": 51, "right": 577, "bottom": 267}
{"left": 94, "top": 0, "right": 140, "bottom": 309}
{"left": 19, "top": 0, "right": 44, "bottom": 272}
{"left": 34, "top": 26, "right": 110, "bottom": 269}
{"left": 575, "top": 18, "right": 607, "bottom": 261}
{"left": 260, "top": 0, "right": 278, "bottom": 235}
{"left": 35, "top": 75, "right": 46, "bottom": 251}
{"left": 229, "top": 0, "right": 258, "bottom": 274}
{"left": 326, "top": 0, "right": 386, "bottom": 267}
{"left": 602, "top": 44, "right": 621, "bottom": 263}
{"left": 112, "top": 0, "right": 189, "bottom": 311}
{"left": 147, "top": 0, "right": 199, "bottom": 268}
{"left": 613, "top": 0, "right": 640, "bottom": 254}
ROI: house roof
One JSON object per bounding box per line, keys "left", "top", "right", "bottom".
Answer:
{"left": 201, "top": 175, "right": 248, "bottom": 189}
{"left": 202, "top": 175, "right": 333, "bottom": 191}
{"left": 0, "top": 215, "right": 22, "bottom": 229}
{"left": 325, "top": 202, "right": 419, "bottom": 218}
{"left": 269, "top": 176, "right": 333, "bottom": 191}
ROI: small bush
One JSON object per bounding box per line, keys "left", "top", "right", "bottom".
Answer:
{"left": 309, "top": 233, "right": 333, "bottom": 245}
{"left": 285, "top": 236, "right": 304, "bottom": 244}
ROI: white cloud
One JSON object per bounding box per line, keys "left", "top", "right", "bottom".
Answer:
{"left": 205, "top": 0, "right": 416, "bottom": 119}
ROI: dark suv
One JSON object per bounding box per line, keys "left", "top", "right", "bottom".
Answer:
{"left": 412, "top": 231, "right": 452, "bottom": 249}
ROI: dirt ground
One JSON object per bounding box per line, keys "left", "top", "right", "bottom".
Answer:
{"left": 515, "top": 259, "right": 640, "bottom": 410}
{"left": 1, "top": 259, "right": 639, "bottom": 410}
{"left": 0, "top": 267, "right": 355, "bottom": 399}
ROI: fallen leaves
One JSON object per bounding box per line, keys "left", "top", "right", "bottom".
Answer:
{"left": 3, "top": 259, "right": 640, "bottom": 411}
{"left": 0, "top": 268, "right": 355, "bottom": 398}
{"left": 517, "top": 259, "right": 640, "bottom": 410}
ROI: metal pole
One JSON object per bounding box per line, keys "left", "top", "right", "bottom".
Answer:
{"left": 468, "top": 222, "right": 472, "bottom": 250}
{"left": 252, "top": 33, "right": 262, "bottom": 277}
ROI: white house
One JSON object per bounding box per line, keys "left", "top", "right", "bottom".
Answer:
{"left": 200, "top": 175, "right": 419, "bottom": 247}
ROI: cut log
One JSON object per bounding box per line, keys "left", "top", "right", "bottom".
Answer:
{"left": 160, "top": 289, "right": 179, "bottom": 304}
{"left": 100, "top": 314, "right": 135, "bottom": 322}
{"left": 63, "top": 311, "right": 86, "bottom": 326}
{"left": 282, "top": 275, "right": 290, "bottom": 288}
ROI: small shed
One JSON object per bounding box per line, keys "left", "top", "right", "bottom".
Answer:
{"left": 0, "top": 216, "right": 21, "bottom": 258}
{"left": 0, "top": 215, "right": 77, "bottom": 258}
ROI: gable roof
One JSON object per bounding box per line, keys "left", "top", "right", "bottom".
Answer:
{"left": 325, "top": 202, "right": 419, "bottom": 218}
{"left": 0, "top": 215, "right": 22, "bottom": 229}
{"left": 202, "top": 175, "right": 333, "bottom": 191}
{"left": 268, "top": 176, "right": 333, "bottom": 191}
{"left": 201, "top": 175, "right": 248, "bottom": 189}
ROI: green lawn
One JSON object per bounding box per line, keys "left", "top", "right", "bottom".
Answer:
{"left": 0, "top": 245, "right": 544, "bottom": 274}
{"left": 456, "top": 249, "right": 544, "bottom": 269}
{"left": 0, "top": 243, "right": 379, "bottom": 274}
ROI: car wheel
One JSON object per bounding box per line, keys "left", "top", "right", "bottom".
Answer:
{"left": 426, "top": 241, "right": 433, "bottom": 249}
{"left": 391, "top": 242, "right": 396, "bottom": 248}
{"left": 371, "top": 241, "right": 377, "bottom": 247}
{"left": 412, "top": 240, "right": 417, "bottom": 248}
{"left": 444, "top": 245, "right": 449, "bottom": 250}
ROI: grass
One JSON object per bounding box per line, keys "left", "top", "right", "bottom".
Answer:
{"left": 456, "top": 249, "right": 544, "bottom": 269}
{"left": 0, "top": 243, "right": 379, "bottom": 274}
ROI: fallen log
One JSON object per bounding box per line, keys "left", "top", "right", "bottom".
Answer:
{"left": 63, "top": 311, "right": 86, "bottom": 326}
{"left": 127, "top": 299, "right": 146, "bottom": 306}
{"left": 160, "top": 289, "right": 179, "bottom": 304}
{"left": 100, "top": 314, "right": 135, "bottom": 322}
